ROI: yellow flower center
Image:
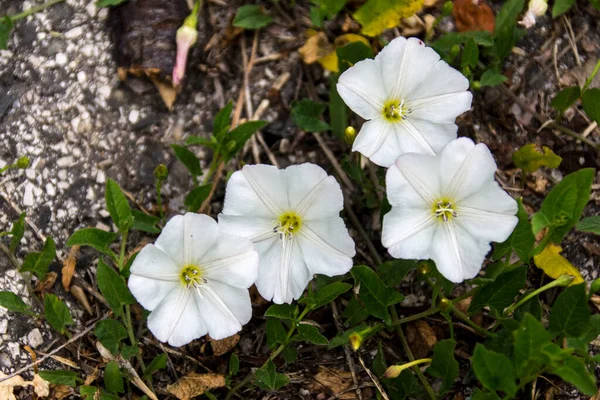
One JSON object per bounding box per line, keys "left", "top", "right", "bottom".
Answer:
{"left": 382, "top": 99, "right": 408, "bottom": 123}
{"left": 432, "top": 199, "right": 457, "bottom": 222}
{"left": 180, "top": 264, "right": 205, "bottom": 288}
{"left": 274, "top": 212, "right": 302, "bottom": 239}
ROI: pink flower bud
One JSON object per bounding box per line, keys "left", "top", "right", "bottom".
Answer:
{"left": 173, "top": 24, "right": 198, "bottom": 87}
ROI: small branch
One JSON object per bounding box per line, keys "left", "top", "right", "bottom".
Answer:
{"left": 450, "top": 307, "right": 496, "bottom": 338}
{"left": 9, "top": 0, "right": 65, "bottom": 21}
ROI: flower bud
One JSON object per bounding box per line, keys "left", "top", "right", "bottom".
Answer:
{"left": 384, "top": 365, "right": 405, "bottom": 379}
{"left": 173, "top": 3, "right": 199, "bottom": 87}
{"left": 349, "top": 332, "right": 363, "bottom": 351}
{"left": 518, "top": 0, "right": 548, "bottom": 28}
{"left": 555, "top": 274, "right": 574, "bottom": 287}
{"left": 442, "top": 1, "right": 453, "bottom": 15}
{"left": 449, "top": 44, "right": 461, "bottom": 60}
{"left": 471, "top": 80, "right": 482, "bottom": 90}
{"left": 344, "top": 126, "right": 356, "bottom": 145}
{"left": 154, "top": 164, "right": 169, "bottom": 181}
{"left": 418, "top": 262, "right": 430, "bottom": 276}
{"left": 16, "top": 156, "right": 30, "bottom": 169}
{"left": 439, "top": 297, "right": 452, "bottom": 312}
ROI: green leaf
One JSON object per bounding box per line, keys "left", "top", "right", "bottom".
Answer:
{"left": 80, "top": 386, "right": 98, "bottom": 399}
{"left": 493, "top": 199, "right": 535, "bottom": 263}
{"left": 312, "top": 282, "right": 352, "bottom": 309}
{"left": 291, "top": 99, "right": 330, "bottom": 132}
{"left": 184, "top": 184, "right": 212, "bottom": 212}
{"left": 471, "top": 389, "right": 502, "bottom": 400}
{"left": 131, "top": 210, "right": 161, "bottom": 234}
{"left": 493, "top": 0, "right": 525, "bottom": 60}
{"left": 9, "top": 212, "right": 25, "bottom": 253}
{"left": 105, "top": 179, "right": 133, "bottom": 231}
{"left": 104, "top": 361, "right": 124, "bottom": 394}
{"left": 255, "top": 360, "right": 289, "bottom": 390}
{"left": 0, "top": 291, "right": 33, "bottom": 315}
{"left": 351, "top": 265, "right": 404, "bottom": 323}
{"left": 171, "top": 144, "right": 202, "bottom": 178}
{"left": 66, "top": 228, "right": 118, "bottom": 256}
{"left": 265, "top": 304, "right": 297, "bottom": 320}
{"left": 293, "top": 324, "right": 329, "bottom": 345}
{"left": 342, "top": 297, "right": 369, "bottom": 326}
{"left": 552, "top": 0, "right": 576, "bottom": 17}
{"left": 549, "top": 283, "right": 590, "bottom": 337}
{"left": 329, "top": 75, "right": 348, "bottom": 139}
{"left": 372, "top": 342, "right": 387, "bottom": 377}
{"left": 185, "top": 136, "right": 217, "bottom": 149}
{"left": 577, "top": 216, "right": 600, "bottom": 234}
{"left": 531, "top": 168, "right": 595, "bottom": 242}
{"left": 225, "top": 120, "right": 269, "bottom": 159}
{"left": 377, "top": 259, "right": 417, "bottom": 287}
{"left": 582, "top": 88, "right": 600, "bottom": 124}
{"left": 95, "top": 319, "right": 128, "bottom": 355}
{"left": 121, "top": 345, "right": 138, "bottom": 359}
{"left": 513, "top": 295, "right": 541, "bottom": 322}
{"left": 265, "top": 318, "right": 287, "bottom": 349}
{"left": 96, "top": 0, "right": 128, "bottom": 7}
{"left": 328, "top": 323, "right": 368, "bottom": 349}
{"left": 229, "top": 353, "right": 239, "bottom": 376}
{"left": 233, "top": 5, "right": 273, "bottom": 30}
{"left": 427, "top": 339, "right": 458, "bottom": 395}
{"left": 551, "top": 356, "right": 597, "bottom": 395}
{"left": 431, "top": 31, "right": 494, "bottom": 52}
{"left": 461, "top": 39, "right": 479, "bottom": 70}
{"left": 96, "top": 260, "right": 135, "bottom": 318}
{"left": 282, "top": 346, "right": 298, "bottom": 364}
{"left": 512, "top": 144, "right": 562, "bottom": 173}
{"left": 21, "top": 237, "right": 56, "bottom": 279}
{"left": 144, "top": 354, "right": 167, "bottom": 379}
{"left": 213, "top": 101, "right": 233, "bottom": 135}
{"left": 0, "top": 16, "right": 14, "bottom": 50}
{"left": 352, "top": 0, "right": 425, "bottom": 37}
{"left": 469, "top": 267, "right": 527, "bottom": 313}
{"left": 383, "top": 370, "right": 421, "bottom": 400}
{"left": 472, "top": 344, "right": 518, "bottom": 397}
{"left": 480, "top": 69, "right": 508, "bottom": 87}
{"left": 336, "top": 41, "right": 374, "bottom": 73}
{"left": 591, "top": 0, "right": 600, "bottom": 9}
{"left": 44, "top": 294, "right": 74, "bottom": 335}
{"left": 513, "top": 313, "right": 552, "bottom": 377}
{"left": 550, "top": 86, "right": 581, "bottom": 112}
{"left": 38, "top": 370, "right": 80, "bottom": 387}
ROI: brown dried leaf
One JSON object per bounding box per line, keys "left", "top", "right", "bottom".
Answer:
{"left": 298, "top": 31, "right": 335, "bottom": 65}
{"left": 34, "top": 272, "right": 57, "bottom": 293}
{"left": 210, "top": 334, "right": 240, "bottom": 357}
{"left": 406, "top": 320, "right": 437, "bottom": 359}
{"left": 151, "top": 77, "right": 178, "bottom": 111}
{"left": 167, "top": 373, "right": 226, "bottom": 400}
{"left": 62, "top": 245, "right": 79, "bottom": 291}
{"left": 308, "top": 367, "right": 357, "bottom": 400}
{"left": 452, "top": 0, "right": 495, "bottom": 33}
{"left": 70, "top": 285, "right": 93, "bottom": 315}
{"left": 51, "top": 384, "right": 73, "bottom": 400}
{"left": 0, "top": 372, "right": 30, "bottom": 400}
{"left": 33, "top": 374, "right": 50, "bottom": 397}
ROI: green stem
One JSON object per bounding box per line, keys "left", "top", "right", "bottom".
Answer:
{"left": 451, "top": 306, "right": 496, "bottom": 338}
{"left": 583, "top": 58, "right": 600, "bottom": 91}
{"left": 202, "top": 156, "right": 221, "bottom": 185}
{"left": 118, "top": 230, "right": 129, "bottom": 271}
{"left": 504, "top": 274, "right": 573, "bottom": 316}
{"left": 9, "top": 0, "right": 65, "bottom": 21}
{"left": 125, "top": 304, "right": 146, "bottom": 372}
{"left": 156, "top": 180, "right": 164, "bottom": 223}
{"left": 391, "top": 306, "right": 439, "bottom": 327}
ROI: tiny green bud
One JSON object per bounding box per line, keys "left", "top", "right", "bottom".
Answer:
{"left": 449, "top": 44, "right": 461, "bottom": 59}
{"left": 439, "top": 298, "right": 452, "bottom": 312}
{"left": 442, "top": 1, "right": 453, "bottom": 15}
{"left": 16, "top": 156, "right": 30, "bottom": 169}
{"left": 591, "top": 277, "right": 600, "bottom": 295}
{"left": 344, "top": 126, "right": 357, "bottom": 145}
{"left": 154, "top": 164, "right": 169, "bottom": 180}
{"left": 471, "top": 80, "right": 482, "bottom": 90}
{"left": 384, "top": 358, "right": 432, "bottom": 379}
{"left": 349, "top": 332, "right": 363, "bottom": 351}
{"left": 555, "top": 274, "right": 574, "bottom": 287}
{"left": 418, "top": 262, "right": 430, "bottom": 276}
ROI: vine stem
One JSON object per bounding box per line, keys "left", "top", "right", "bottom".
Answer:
{"left": 118, "top": 230, "right": 128, "bottom": 271}
{"left": 156, "top": 179, "right": 164, "bottom": 223}
{"left": 9, "top": 0, "right": 65, "bottom": 21}
{"left": 450, "top": 306, "right": 496, "bottom": 338}
{"left": 504, "top": 274, "right": 573, "bottom": 316}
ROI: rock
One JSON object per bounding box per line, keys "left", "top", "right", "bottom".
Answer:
{"left": 128, "top": 110, "right": 140, "bottom": 124}
{"left": 27, "top": 329, "right": 44, "bottom": 349}
{"left": 0, "top": 319, "right": 7, "bottom": 334}
{"left": 23, "top": 183, "right": 35, "bottom": 206}
{"left": 65, "top": 27, "right": 83, "bottom": 40}
{"left": 56, "top": 53, "right": 68, "bottom": 66}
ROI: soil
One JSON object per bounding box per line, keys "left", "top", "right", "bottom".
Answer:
{"left": 0, "top": 0, "right": 599, "bottom": 399}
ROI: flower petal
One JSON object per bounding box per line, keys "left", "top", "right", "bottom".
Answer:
{"left": 407, "top": 91, "right": 472, "bottom": 124}
{"left": 201, "top": 232, "right": 259, "bottom": 288}
{"left": 222, "top": 165, "right": 286, "bottom": 218}
{"left": 155, "top": 213, "right": 218, "bottom": 267}
{"left": 439, "top": 138, "right": 497, "bottom": 201}
{"left": 430, "top": 222, "right": 490, "bottom": 283}
{"left": 337, "top": 58, "right": 386, "bottom": 120}
{"left": 298, "top": 218, "right": 355, "bottom": 276}
{"left": 388, "top": 153, "right": 440, "bottom": 207}
{"left": 404, "top": 118, "right": 458, "bottom": 154}
{"left": 205, "top": 280, "right": 253, "bottom": 326}
{"left": 406, "top": 56, "right": 470, "bottom": 100}
{"left": 457, "top": 181, "right": 518, "bottom": 243}
{"left": 147, "top": 288, "right": 206, "bottom": 347}
{"left": 352, "top": 118, "right": 394, "bottom": 164}
{"left": 196, "top": 283, "right": 248, "bottom": 340}
{"left": 377, "top": 37, "right": 441, "bottom": 101}
{"left": 217, "top": 215, "right": 275, "bottom": 241}
{"left": 382, "top": 207, "right": 436, "bottom": 260}
{"left": 129, "top": 244, "right": 180, "bottom": 281}
{"left": 128, "top": 275, "right": 180, "bottom": 312}
{"left": 254, "top": 237, "right": 310, "bottom": 304}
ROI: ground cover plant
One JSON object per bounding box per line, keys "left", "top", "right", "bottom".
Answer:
{"left": 0, "top": 0, "right": 600, "bottom": 399}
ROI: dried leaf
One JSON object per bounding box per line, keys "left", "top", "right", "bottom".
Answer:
{"left": 151, "top": 77, "right": 178, "bottom": 111}
{"left": 0, "top": 372, "right": 30, "bottom": 400}
{"left": 33, "top": 374, "right": 50, "bottom": 397}
{"left": 51, "top": 384, "right": 73, "bottom": 399}
{"left": 34, "top": 271, "right": 57, "bottom": 293}
{"left": 70, "top": 285, "right": 93, "bottom": 315}
{"left": 299, "top": 31, "right": 335, "bottom": 65}
{"left": 210, "top": 334, "right": 240, "bottom": 357}
{"left": 452, "top": 0, "right": 496, "bottom": 32}
{"left": 534, "top": 244, "right": 584, "bottom": 284}
{"left": 406, "top": 320, "right": 438, "bottom": 359}
{"left": 166, "top": 373, "right": 226, "bottom": 400}
{"left": 308, "top": 367, "right": 357, "bottom": 399}
{"left": 62, "top": 245, "right": 79, "bottom": 291}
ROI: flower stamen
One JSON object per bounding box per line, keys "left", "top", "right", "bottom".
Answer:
{"left": 274, "top": 212, "right": 302, "bottom": 240}
{"left": 433, "top": 200, "right": 457, "bottom": 222}
{"left": 180, "top": 265, "right": 207, "bottom": 289}
{"left": 382, "top": 99, "right": 409, "bottom": 123}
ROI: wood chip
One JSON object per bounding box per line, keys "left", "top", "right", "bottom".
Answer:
{"left": 166, "top": 373, "right": 226, "bottom": 400}
{"left": 210, "top": 334, "right": 240, "bottom": 357}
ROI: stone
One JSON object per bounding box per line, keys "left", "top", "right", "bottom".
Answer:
{"left": 56, "top": 53, "right": 68, "bottom": 66}
{"left": 23, "top": 183, "right": 35, "bottom": 206}
{"left": 65, "top": 27, "right": 83, "bottom": 40}
{"left": 0, "top": 319, "right": 7, "bottom": 334}
{"left": 128, "top": 110, "right": 140, "bottom": 124}
{"left": 27, "top": 329, "right": 44, "bottom": 349}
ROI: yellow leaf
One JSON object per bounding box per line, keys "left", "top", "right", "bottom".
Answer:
{"left": 534, "top": 244, "right": 584, "bottom": 284}
{"left": 353, "top": 0, "right": 425, "bottom": 37}
{"left": 299, "top": 32, "right": 371, "bottom": 72}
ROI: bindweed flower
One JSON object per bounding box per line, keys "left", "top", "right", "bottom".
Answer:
{"left": 519, "top": 0, "right": 548, "bottom": 28}
{"left": 381, "top": 138, "right": 518, "bottom": 283}
{"left": 172, "top": 1, "right": 200, "bottom": 87}
{"left": 128, "top": 213, "right": 258, "bottom": 347}
{"left": 337, "top": 37, "right": 472, "bottom": 167}
{"left": 219, "top": 163, "right": 356, "bottom": 304}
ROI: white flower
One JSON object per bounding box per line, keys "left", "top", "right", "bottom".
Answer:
{"left": 219, "top": 163, "right": 356, "bottom": 304}
{"left": 381, "top": 138, "right": 518, "bottom": 283}
{"left": 337, "top": 37, "right": 472, "bottom": 167}
{"left": 519, "top": 0, "right": 548, "bottom": 28}
{"left": 128, "top": 213, "right": 258, "bottom": 347}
